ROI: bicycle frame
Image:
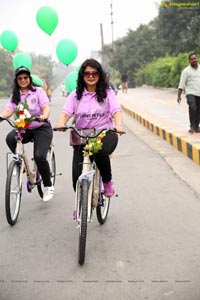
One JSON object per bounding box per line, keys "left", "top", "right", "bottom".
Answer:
{"left": 3, "top": 117, "right": 55, "bottom": 187}
{"left": 74, "top": 153, "right": 97, "bottom": 224}
{"left": 12, "top": 131, "right": 56, "bottom": 190}
{"left": 17, "top": 134, "right": 38, "bottom": 184}
{"left": 3, "top": 129, "right": 35, "bottom": 194}
{"left": 5, "top": 129, "right": 41, "bottom": 187}
{"left": 2, "top": 117, "right": 56, "bottom": 192}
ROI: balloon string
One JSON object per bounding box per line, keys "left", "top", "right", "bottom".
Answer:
{"left": 49, "top": 35, "right": 56, "bottom": 50}
{"left": 10, "top": 52, "right": 15, "bottom": 60}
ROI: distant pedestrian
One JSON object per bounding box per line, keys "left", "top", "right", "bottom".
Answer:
{"left": 177, "top": 53, "right": 200, "bottom": 133}
{"left": 105, "top": 72, "right": 118, "bottom": 95}
{"left": 121, "top": 73, "right": 128, "bottom": 93}
{"left": 61, "top": 83, "right": 66, "bottom": 97}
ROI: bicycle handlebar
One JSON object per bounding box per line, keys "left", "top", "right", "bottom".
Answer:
{"left": 0, "top": 116, "right": 15, "bottom": 127}
{"left": 53, "top": 125, "right": 126, "bottom": 138}
{"left": 0, "top": 117, "right": 49, "bottom": 128}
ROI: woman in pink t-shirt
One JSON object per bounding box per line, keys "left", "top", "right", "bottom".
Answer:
{"left": 0, "top": 66, "right": 54, "bottom": 202}
{"left": 56, "top": 58, "right": 123, "bottom": 196}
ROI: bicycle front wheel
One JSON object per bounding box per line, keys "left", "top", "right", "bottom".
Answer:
{"left": 5, "top": 161, "right": 22, "bottom": 226}
{"left": 96, "top": 178, "right": 110, "bottom": 225}
{"left": 37, "top": 150, "right": 56, "bottom": 198}
{"left": 78, "top": 178, "right": 89, "bottom": 266}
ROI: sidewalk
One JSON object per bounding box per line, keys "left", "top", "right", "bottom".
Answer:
{"left": 118, "top": 86, "right": 200, "bottom": 165}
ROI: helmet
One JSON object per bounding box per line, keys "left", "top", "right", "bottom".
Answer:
{"left": 15, "top": 66, "right": 30, "bottom": 77}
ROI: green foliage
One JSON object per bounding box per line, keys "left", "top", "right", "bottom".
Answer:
{"left": 30, "top": 54, "right": 54, "bottom": 87}
{"left": 168, "top": 53, "right": 189, "bottom": 87}
{"left": 135, "top": 68, "right": 145, "bottom": 86}
{"left": 157, "top": 8, "right": 200, "bottom": 55}
{"left": 144, "top": 56, "right": 176, "bottom": 87}
{"left": 101, "top": 3, "right": 200, "bottom": 88}
{"left": 0, "top": 78, "right": 7, "bottom": 89}
{"left": 136, "top": 53, "right": 194, "bottom": 88}
{"left": 0, "top": 49, "right": 14, "bottom": 95}
{"left": 107, "top": 21, "right": 162, "bottom": 78}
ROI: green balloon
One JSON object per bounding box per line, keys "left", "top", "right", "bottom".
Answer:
{"left": 0, "top": 30, "right": 18, "bottom": 52}
{"left": 36, "top": 6, "right": 58, "bottom": 35}
{"left": 13, "top": 52, "right": 32, "bottom": 70}
{"left": 56, "top": 39, "right": 78, "bottom": 66}
{"left": 64, "top": 71, "right": 78, "bottom": 93}
{"left": 31, "top": 75, "right": 43, "bottom": 86}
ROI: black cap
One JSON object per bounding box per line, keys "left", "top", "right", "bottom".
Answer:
{"left": 15, "top": 66, "right": 30, "bottom": 77}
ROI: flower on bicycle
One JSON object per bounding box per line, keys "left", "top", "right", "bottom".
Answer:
{"left": 83, "top": 131, "right": 106, "bottom": 156}
{"left": 14, "top": 100, "right": 34, "bottom": 129}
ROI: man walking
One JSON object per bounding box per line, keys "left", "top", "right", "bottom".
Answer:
{"left": 121, "top": 73, "right": 128, "bottom": 93}
{"left": 177, "top": 53, "right": 200, "bottom": 133}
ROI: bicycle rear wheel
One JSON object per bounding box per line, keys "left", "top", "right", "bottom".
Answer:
{"left": 78, "top": 178, "right": 89, "bottom": 265}
{"left": 37, "top": 150, "right": 56, "bottom": 198}
{"left": 96, "top": 178, "right": 110, "bottom": 225}
{"left": 5, "top": 160, "right": 22, "bottom": 226}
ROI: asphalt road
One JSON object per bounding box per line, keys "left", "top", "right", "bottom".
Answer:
{"left": 0, "top": 88, "right": 200, "bottom": 300}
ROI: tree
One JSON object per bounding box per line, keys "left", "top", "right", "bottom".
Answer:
{"left": 104, "top": 21, "right": 162, "bottom": 82}
{"left": 157, "top": 6, "right": 200, "bottom": 55}
{"left": 0, "top": 49, "right": 14, "bottom": 96}
{"left": 30, "top": 54, "right": 54, "bottom": 88}
{"left": 101, "top": 1, "right": 200, "bottom": 86}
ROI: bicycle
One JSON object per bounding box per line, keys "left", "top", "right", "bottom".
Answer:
{"left": 54, "top": 125, "right": 124, "bottom": 265}
{"left": 0, "top": 116, "right": 57, "bottom": 226}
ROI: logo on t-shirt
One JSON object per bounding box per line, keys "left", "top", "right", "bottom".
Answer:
{"left": 80, "top": 112, "right": 105, "bottom": 120}
{"left": 30, "top": 98, "right": 37, "bottom": 105}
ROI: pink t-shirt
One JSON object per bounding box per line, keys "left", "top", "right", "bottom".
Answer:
{"left": 6, "top": 86, "right": 50, "bottom": 128}
{"left": 62, "top": 88, "right": 121, "bottom": 129}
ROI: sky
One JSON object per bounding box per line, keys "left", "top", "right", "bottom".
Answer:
{"left": 0, "top": 0, "right": 160, "bottom": 67}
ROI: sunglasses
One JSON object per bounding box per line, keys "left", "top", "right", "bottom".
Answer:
{"left": 83, "top": 71, "right": 99, "bottom": 78}
{"left": 17, "top": 75, "right": 29, "bottom": 81}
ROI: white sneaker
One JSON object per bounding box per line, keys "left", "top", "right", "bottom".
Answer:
{"left": 43, "top": 186, "right": 54, "bottom": 202}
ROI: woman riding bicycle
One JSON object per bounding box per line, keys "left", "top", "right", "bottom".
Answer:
{"left": 56, "top": 58, "right": 123, "bottom": 196}
{"left": 0, "top": 66, "right": 54, "bottom": 202}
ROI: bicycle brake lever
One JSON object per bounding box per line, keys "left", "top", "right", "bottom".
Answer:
{"left": 113, "top": 128, "right": 126, "bottom": 135}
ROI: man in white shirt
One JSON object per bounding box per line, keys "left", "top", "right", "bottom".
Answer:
{"left": 177, "top": 53, "right": 200, "bottom": 133}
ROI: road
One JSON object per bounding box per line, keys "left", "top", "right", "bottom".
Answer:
{"left": 0, "top": 88, "right": 200, "bottom": 300}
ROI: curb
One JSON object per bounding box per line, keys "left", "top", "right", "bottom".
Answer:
{"left": 121, "top": 104, "right": 200, "bottom": 166}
